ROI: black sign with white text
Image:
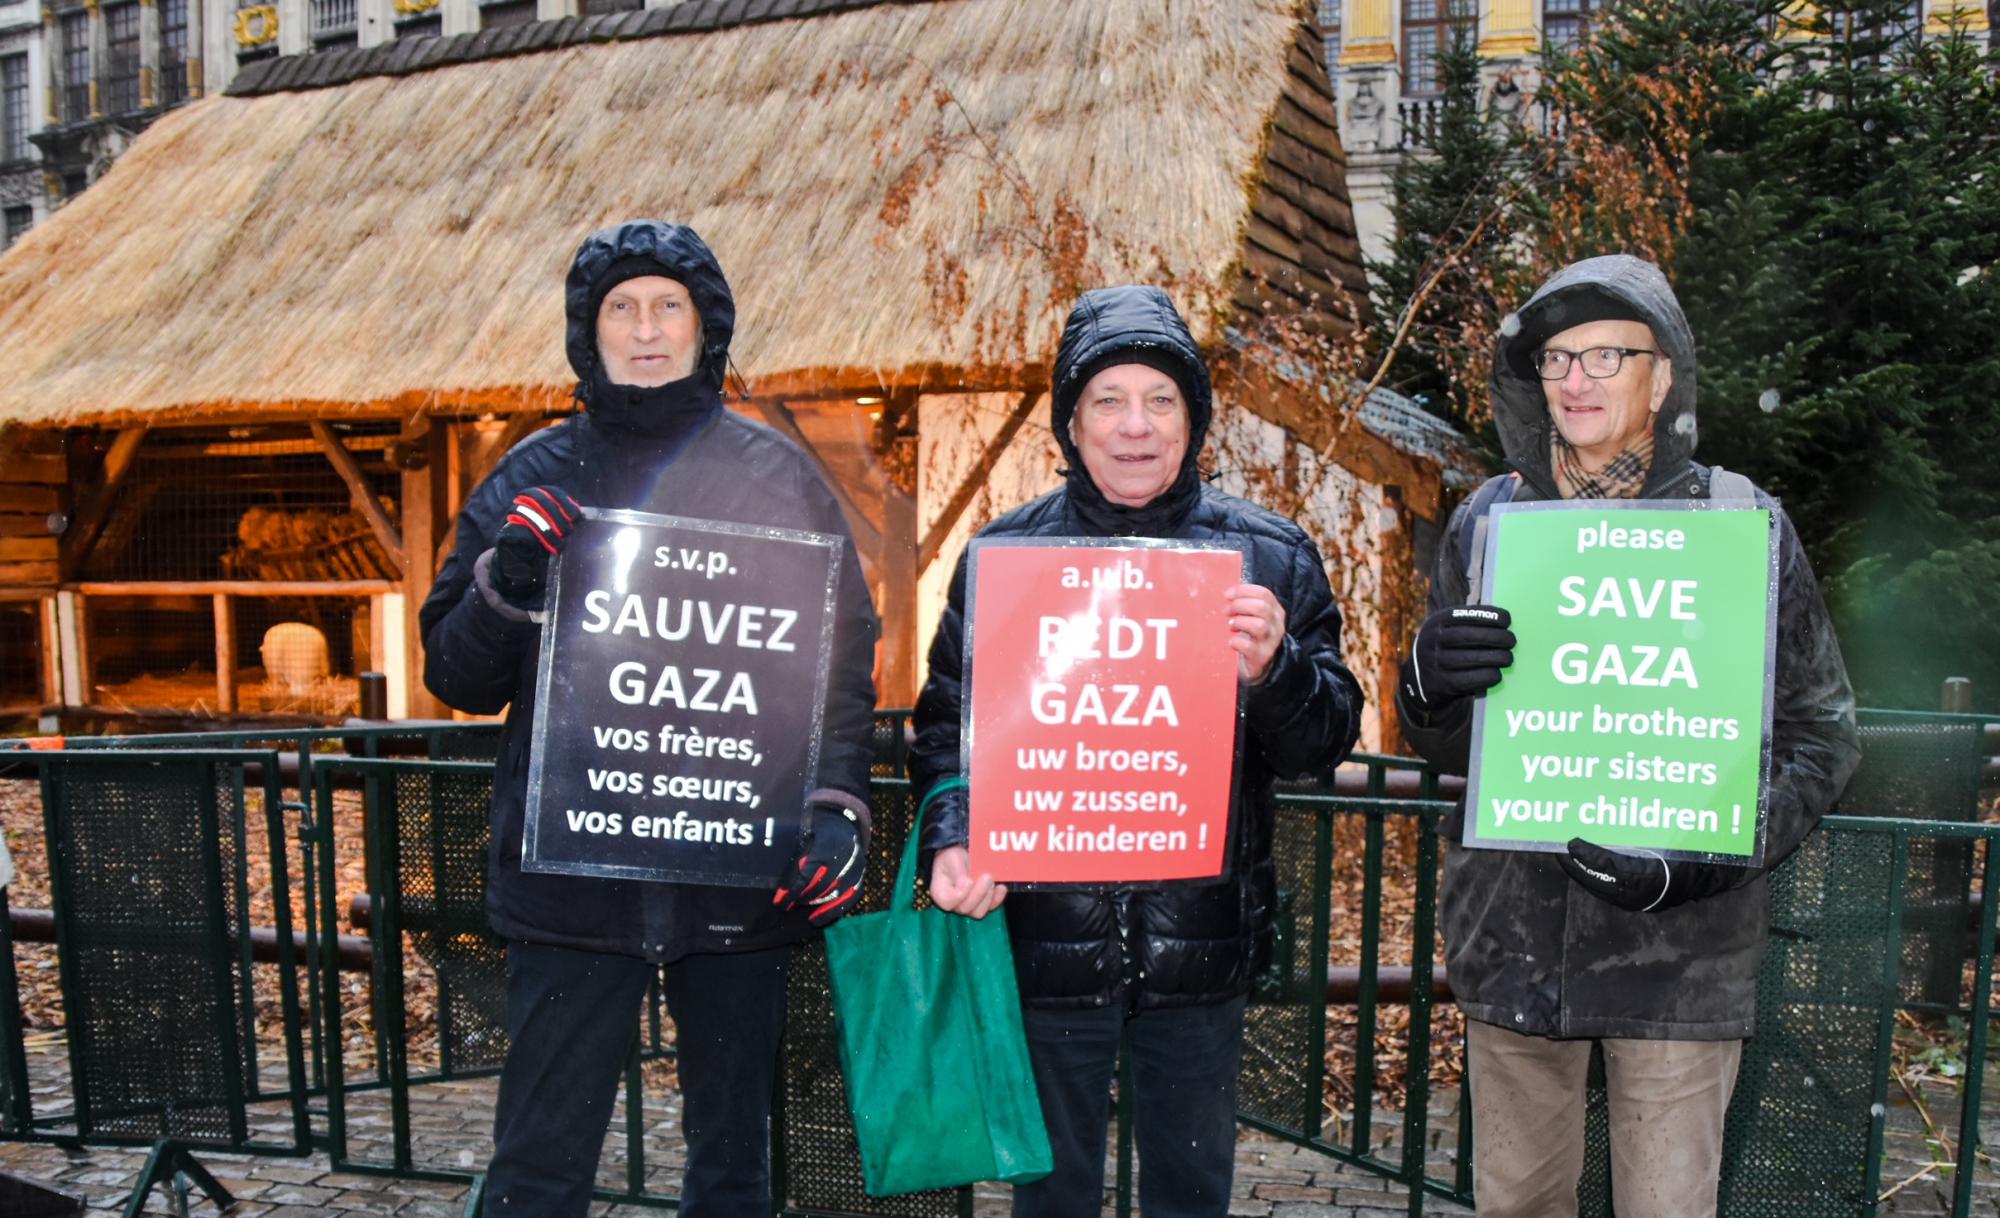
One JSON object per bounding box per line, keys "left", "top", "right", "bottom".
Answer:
{"left": 521, "top": 510, "right": 841, "bottom": 886}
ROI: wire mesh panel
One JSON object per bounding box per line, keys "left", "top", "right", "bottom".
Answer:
{"left": 0, "top": 600, "right": 43, "bottom": 710}
{"left": 391, "top": 764, "right": 509, "bottom": 1075}
{"left": 869, "top": 711, "right": 912, "bottom": 779}
{"left": 83, "top": 595, "right": 217, "bottom": 712}
{"left": 0, "top": 888, "right": 29, "bottom": 1135}
{"left": 85, "top": 445, "right": 397, "bottom": 583}
{"left": 1832, "top": 713, "right": 1988, "bottom": 1006}
{"left": 35, "top": 750, "right": 308, "bottom": 1150}
{"left": 236, "top": 597, "right": 365, "bottom": 718}
{"left": 1716, "top": 828, "right": 1898, "bottom": 1215}
{"left": 1238, "top": 798, "right": 1328, "bottom": 1142}
{"left": 1577, "top": 826, "right": 1898, "bottom": 1217}
{"left": 781, "top": 779, "right": 966, "bottom": 1218}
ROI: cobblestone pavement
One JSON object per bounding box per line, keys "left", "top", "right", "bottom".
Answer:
{"left": 0, "top": 1042, "right": 1993, "bottom": 1217}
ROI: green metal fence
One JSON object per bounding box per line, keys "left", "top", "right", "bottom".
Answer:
{"left": 1, "top": 712, "right": 1994, "bottom": 1216}
{"left": 0, "top": 747, "right": 316, "bottom": 1215}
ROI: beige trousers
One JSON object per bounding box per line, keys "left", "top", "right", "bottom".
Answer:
{"left": 1464, "top": 1019, "right": 1743, "bottom": 1218}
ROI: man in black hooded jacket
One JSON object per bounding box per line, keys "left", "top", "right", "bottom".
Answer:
{"left": 909, "top": 285, "right": 1363, "bottom": 1218}
{"left": 420, "top": 221, "right": 878, "bottom": 1217}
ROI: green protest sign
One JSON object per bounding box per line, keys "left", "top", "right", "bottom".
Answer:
{"left": 1464, "top": 502, "right": 1777, "bottom": 864}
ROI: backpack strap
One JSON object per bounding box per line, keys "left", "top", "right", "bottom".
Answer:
{"left": 1459, "top": 472, "right": 1522, "bottom": 599}
{"left": 1707, "top": 464, "right": 1756, "bottom": 503}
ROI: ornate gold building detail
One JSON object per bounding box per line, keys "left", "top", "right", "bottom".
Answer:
{"left": 233, "top": 5, "right": 277, "bottom": 47}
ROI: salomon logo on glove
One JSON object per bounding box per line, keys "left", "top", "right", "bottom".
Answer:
{"left": 1558, "top": 838, "right": 1745, "bottom": 914}
{"left": 493, "top": 486, "right": 583, "bottom": 610}
{"left": 1401, "top": 604, "right": 1516, "bottom": 711}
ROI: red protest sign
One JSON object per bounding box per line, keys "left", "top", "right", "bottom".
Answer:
{"left": 964, "top": 542, "right": 1243, "bottom": 885}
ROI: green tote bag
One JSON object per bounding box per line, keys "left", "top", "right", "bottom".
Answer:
{"left": 823, "top": 785, "right": 1053, "bottom": 1197}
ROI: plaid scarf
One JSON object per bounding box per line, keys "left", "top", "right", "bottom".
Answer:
{"left": 1552, "top": 428, "right": 1654, "bottom": 500}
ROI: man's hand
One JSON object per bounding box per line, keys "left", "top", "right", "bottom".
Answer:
{"left": 775, "top": 802, "right": 864, "bottom": 927}
{"left": 1225, "top": 583, "right": 1287, "bottom": 685}
{"left": 1400, "top": 604, "right": 1516, "bottom": 710}
{"left": 493, "top": 486, "right": 584, "bottom": 611}
{"left": 1558, "top": 838, "right": 1745, "bottom": 913}
{"left": 928, "top": 846, "right": 1007, "bottom": 920}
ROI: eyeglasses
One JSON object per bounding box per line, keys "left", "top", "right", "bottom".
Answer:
{"left": 1532, "top": 346, "right": 1661, "bottom": 381}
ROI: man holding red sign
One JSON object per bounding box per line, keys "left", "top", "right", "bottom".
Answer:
{"left": 910, "top": 285, "right": 1363, "bottom": 1218}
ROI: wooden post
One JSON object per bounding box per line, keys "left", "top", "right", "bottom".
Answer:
{"left": 875, "top": 393, "right": 920, "bottom": 707}
{"left": 38, "top": 594, "right": 60, "bottom": 708}
{"left": 212, "top": 592, "right": 237, "bottom": 714}
{"left": 1376, "top": 486, "right": 1409, "bottom": 757}
{"left": 55, "top": 590, "right": 90, "bottom": 708}
{"left": 399, "top": 420, "right": 448, "bottom": 719}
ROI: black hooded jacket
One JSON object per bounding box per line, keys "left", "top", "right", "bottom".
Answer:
{"left": 1398, "top": 255, "right": 1859, "bottom": 1039}
{"left": 419, "top": 221, "right": 879, "bottom": 963}
{"left": 909, "top": 285, "right": 1364, "bottom": 1010}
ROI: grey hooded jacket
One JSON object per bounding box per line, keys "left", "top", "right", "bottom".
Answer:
{"left": 1398, "top": 255, "right": 1860, "bottom": 1040}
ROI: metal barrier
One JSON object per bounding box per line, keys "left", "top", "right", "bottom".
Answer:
{"left": 0, "top": 748, "right": 314, "bottom": 1216}
{"left": 307, "top": 755, "right": 968, "bottom": 1217}
{"left": 2, "top": 713, "right": 1995, "bottom": 1216}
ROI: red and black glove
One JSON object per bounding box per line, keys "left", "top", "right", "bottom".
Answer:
{"left": 492, "top": 486, "right": 583, "bottom": 611}
{"left": 775, "top": 800, "right": 865, "bottom": 927}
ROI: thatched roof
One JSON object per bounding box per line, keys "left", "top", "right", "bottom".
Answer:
{"left": 0, "top": 0, "right": 1365, "bottom": 427}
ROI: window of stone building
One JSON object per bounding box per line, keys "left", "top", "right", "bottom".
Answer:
{"left": 160, "top": 0, "right": 189, "bottom": 105}
{"left": 1542, "top": 0, "right": 1594, "bottom": 49}
{"left": 394, "top": 10, "right": 442, "bottom": 38}
{"left": 106, "top": 1, "right": 141, "bottom": 114}
{"left": 1402, "top": 0, "right": 1476, "bottom": 96}
{"left": 4, "top": 204, "right": 30, "bottom": 245}
{"left": 1318, "top": 0, "right": 1342, "bottom": 76}
{"left": 312, "top": 0, "right": 359, "bottom": 50}
{"left": 2, "top": 55, "right": 28, "bottom": 162}
{"left": 580, "top": 0, "right": 642, "bottom": 15}
{"left": 480, "top": 0, "right": 536, "bottom": 27}
{"left": 1832, "top": 0, "right": 1922, "bottom": 53}
{"left": 61, "top": 10, "right": 91, "bottom": 123}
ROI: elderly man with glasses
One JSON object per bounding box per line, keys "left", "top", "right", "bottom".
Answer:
{"left": 1393, "top": 256, "right": 1858, "bottom": 1218}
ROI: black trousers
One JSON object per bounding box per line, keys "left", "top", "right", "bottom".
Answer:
{"left": 484, "top": 940, "right": 792, "bottom": 1218}
{"left": 1012, "top": 995, "right": 1248, "bottom": 1218}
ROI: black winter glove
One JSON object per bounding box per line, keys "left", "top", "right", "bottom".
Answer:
{"left": 1558, "top": 838, "right": 1748, "bottom": 913}
{"left": 775, "top": 801, "right": 865, "bottom": 927}
{"left": 492, "top": 486, "right": 584, "bottom": 611}
{"left": 1400, "top": 604, "right": 1516, "bottom": 711}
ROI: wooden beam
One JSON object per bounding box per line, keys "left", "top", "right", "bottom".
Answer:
{"left": 917, "top": 390, "right": 1041, "bottom": 576}
{"left": 749, "top": 399, "right": 886, "bottom": 556}
{"left": 56, "top": 590, "right": 88, "bottom": 708}
{"left": 39, "top": 595, "right": 60, "bottom": 707}
{"left": 401, "top": 423, "right": 447, "bottom": 719}
{"left": 878, "top": 479, "right": 919, "bottom": 708}
{"left": 69, "top": 579, "right": 393, "bottom": 596}
{"left": 59, "top": 425, "right": 147, "bottom": 577}
{"left": 213, "top": 593, "right": 237, "bottom": 714}
{"left": 870, "top": 388, "right": 920, "bottom": 707}
{"left": 489, "top": 412, "right": 545, "bottom": 467}
{"left": 309, "top": 420, "right": 405, "bottom": 578}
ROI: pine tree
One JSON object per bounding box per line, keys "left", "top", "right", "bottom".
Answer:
{"left": 1367, "top": 36, "right": 1524, "bottom": 453}
{"left": 1434, "top": 0, "right": 2000, "bottom": 708}
{"left": 1666, "top": 4, "right": 2000, "bottom": 708}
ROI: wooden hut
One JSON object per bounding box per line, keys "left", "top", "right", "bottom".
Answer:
{"left": 0, "top": 0, "right": 1472, "bottom": 745}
